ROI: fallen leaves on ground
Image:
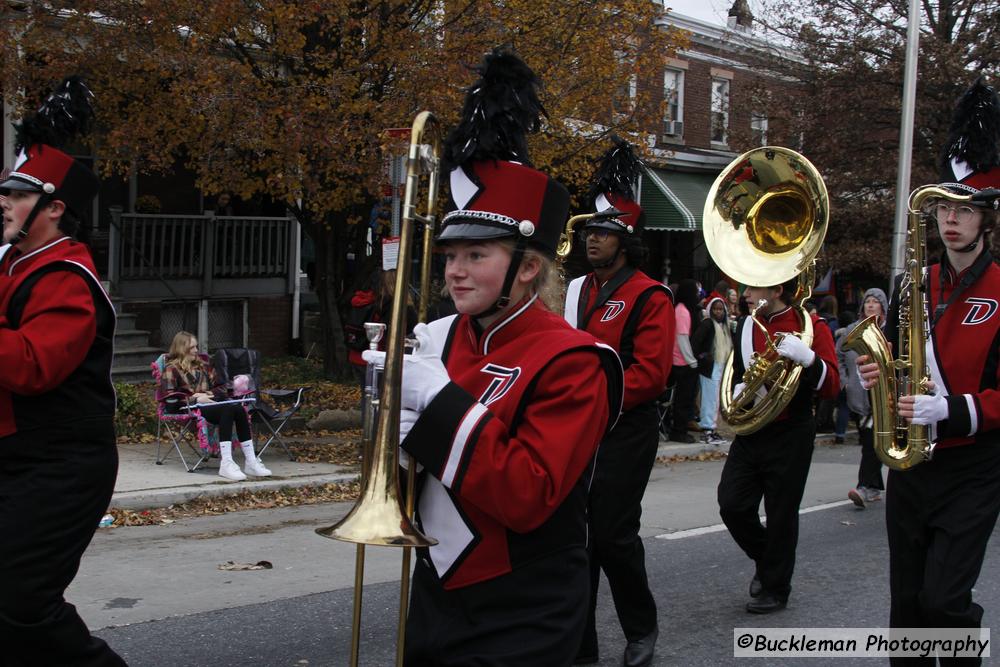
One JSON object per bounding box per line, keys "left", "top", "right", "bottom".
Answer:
{"left": 656, "top": 449, "right": 728, "bottom": 465}
{"left": 107, "top": 480, "right": 361, "bottom": 527}
{"left": 287, "top": 431, "right": 363, "bottom": 465}
{"left": 218, "top": 560, "right": 273, "bottom": 571}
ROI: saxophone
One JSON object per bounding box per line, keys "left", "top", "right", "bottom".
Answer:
{"left": 842, "top": 185, "right": 976, "bottom": 470}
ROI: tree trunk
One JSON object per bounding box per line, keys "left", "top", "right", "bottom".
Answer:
{"left": 312, "top": 217, "right": 350, "bottom": 380}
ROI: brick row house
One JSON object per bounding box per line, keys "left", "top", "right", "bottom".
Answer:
{"left": 636, "top": 0, "right": 803, "bottom": 287}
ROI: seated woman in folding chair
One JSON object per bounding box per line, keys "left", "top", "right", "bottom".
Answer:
{"left": 160, "top": 331, "right": 271, "bottom": 481}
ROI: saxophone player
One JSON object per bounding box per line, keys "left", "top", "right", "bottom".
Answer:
{"left": 859, "top": 78, "right": 1000, "bottom": 664}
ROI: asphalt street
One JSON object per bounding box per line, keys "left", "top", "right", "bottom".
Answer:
{"left": 78, "top": 443, "right": 1000, "bottom": 666}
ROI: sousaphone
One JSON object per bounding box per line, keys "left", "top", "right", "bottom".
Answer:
{"left": 702, "top": 146, "right": 829, "bottom": 434}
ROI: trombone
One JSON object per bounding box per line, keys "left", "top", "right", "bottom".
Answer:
{"left": 316, "top": 111, "right": 442, "bottom": 666}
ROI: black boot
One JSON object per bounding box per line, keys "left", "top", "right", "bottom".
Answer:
{"left": 746, "top": 592, "right": 787, "bottom": 614}
{"left": 623, "top": 627, "right": 658, "bottom": 667}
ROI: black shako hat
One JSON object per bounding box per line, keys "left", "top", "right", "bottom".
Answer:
{"left": 584, "top": 136, "right": 645, "bottom": 235}
{"left": 0, "top": 76, "right": 99, "bottom": 222}
{"left": 438, "top": 47, "right": 570, "bottom": 257}
{"left": 938, "top": 76, "right": 1000, "bottom": 209}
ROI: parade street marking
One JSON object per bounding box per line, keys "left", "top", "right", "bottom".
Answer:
{"left": 655, "top": 500, "right": 854, "bottom": 540}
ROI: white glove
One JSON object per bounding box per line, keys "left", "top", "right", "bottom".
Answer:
{"left": 910, "top": 392, "right": 949, "bottom": 425}
{"left": 362, "top": 325, "right": 450, "bottom": 412}
{"left": 398, "top": 408, "right": 424, "bottom": 472}
{"left": 399, "top": 408, "right": 419, "bottom": 443}
{"left": 776, "top": 335, "right": 816, "bottom": 367}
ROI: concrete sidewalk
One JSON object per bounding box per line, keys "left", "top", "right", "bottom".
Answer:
{"left": 111, "top": 441, "right": 357, "bottom": 510}
{"left": 111, "top": 431, "right": 850, "bottom": 510}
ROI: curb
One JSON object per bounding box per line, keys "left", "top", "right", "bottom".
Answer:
{"left": 110, "top": 472, "right": 358, "bottom": 511}
{"left": 657, "top": 439, "right": 729, "bottom": 458}
{"left": 112, "top": 431, "right": 854, "bottom": 510}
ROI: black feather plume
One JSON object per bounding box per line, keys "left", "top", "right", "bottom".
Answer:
{"left": 13, "top": 76, "right": 95, "bottom": 153}
{"left": 943, "top": 76, "right": 1000, "bottom": 175}
{"left": 443, "top": 47, "right": 545, "bottom": 170}
{"left": 587, "top": 136, "right": 644, "bottom": 203}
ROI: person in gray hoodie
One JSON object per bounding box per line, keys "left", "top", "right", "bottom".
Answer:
{"left": 837, "top": 287, "right": 889, "bottom": 508}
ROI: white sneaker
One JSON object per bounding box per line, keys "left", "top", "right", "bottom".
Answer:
{"left": 219, "top": 459, "right": 247, "bottom": 481}
{"left": 848, "top": 487, "right": 866, "bottom": 509}
{"left": 244, "top": 457, "right": 272, "bottom": 477}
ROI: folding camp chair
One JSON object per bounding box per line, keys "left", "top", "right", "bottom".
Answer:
{"left": 151, "top": 354, "right": 218, "bottom": 472}
{"left": 213, "top": 348, "right": 306, "bottom": 461}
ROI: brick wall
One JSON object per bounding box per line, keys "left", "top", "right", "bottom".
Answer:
{"left": 248, "top": 295, "right": 292, "bottom": 357}
{"left": 645, "top": 46, "right": 801, "bottom": 156}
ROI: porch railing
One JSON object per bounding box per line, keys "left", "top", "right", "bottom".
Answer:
{"left": 108, "top": 210, "right": 297, "bottom": 299}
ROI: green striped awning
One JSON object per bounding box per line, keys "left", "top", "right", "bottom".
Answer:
{"left": 640, "top": 168, "right": 717, "bottom": 232}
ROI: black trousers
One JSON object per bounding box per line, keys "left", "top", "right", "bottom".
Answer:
{"left": 0, "top": 420, "right": 126, "bottom": 666}
{"left": 404, "top": 549, "right": 589, "bottom": 667}
{"left": 886, "top": 443, "right": 1000, "bottom": 667}
{"left": 669, "top": 365, "right": 699, "bottom": 434}
{"left": 582, "top": 405, "right": 659, "bottom": 647}
{"left": 717, "top": 418, "right": 814, "bottom": 599}
{"left": 856, "top": 419, "right": 884, "bottom": 490}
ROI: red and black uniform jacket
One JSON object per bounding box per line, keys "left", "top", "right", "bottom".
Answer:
{"left": 403, "top": 296, "right": 624, "bottom": 590}
{"left": 0, "top": 238, "right": 116, "bottom": 440}
{"left": 565, "top": 268, "right": 674, "bottom": 410}
{"left": 731, "top": 305, "right": 839, "bottom": 423}
{"left": 886, "top": 255, "right": 1000, "bottom": 449}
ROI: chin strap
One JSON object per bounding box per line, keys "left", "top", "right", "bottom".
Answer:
{"left": 956, "top": 232, "right": 983, "bottom": 253}
{"left": 472, "top": 238, "right": 528, "bottom": 320}
{"left": 9, "top": 194, "right": 50, "bottom": 246}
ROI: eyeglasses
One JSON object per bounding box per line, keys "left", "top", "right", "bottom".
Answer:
{"left": 582, "top": 229, "right": 611, "bottom": 241}
{"left": 934, "top": 203, "right": 978, "bottom": 224}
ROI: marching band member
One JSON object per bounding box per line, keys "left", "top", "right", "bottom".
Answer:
{"left": 717, "top": 278, "right": 839, "bottom": 614}
{"left": 860, "top": 78, "right": 1000, "bottom": 665}
{"left": 564, "top": 138, "right": 673, "bottom": 667}
{"left": 365, "top": 49, "right": 624, "bottom": 666}
{"left": 0, "top": 79, "right": 126, "bottom": 665}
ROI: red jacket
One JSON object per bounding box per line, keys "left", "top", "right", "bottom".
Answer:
{"left": 403, "top": 297, "right": 623, "bottom": 589}
{"left": 566, "top": 268, "right": 674, "bottom": 410}
{"left": 731, "top": 305, "right": 839, "bottom": 422}
{"left": 917, "top": 259, "right": 1000, "bottom": 449}
{"left": 0, "top": 237, "right": 115, "bottom": 438}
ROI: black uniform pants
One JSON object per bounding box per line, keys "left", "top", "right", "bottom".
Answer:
{"left": 669, "top": 365, "right": 699, "bottom": 434}
{"left": 0, "top": 421, "right": 126, "bottom": 666}
{"left": 404, "top": 548, "right": 589, "bottom": 667}
{"left": 717, "top": 418, "right": 814, "bottom": 600}
{"left": 886, "top": 443, "right": 1000, "bottom": 667}
{"left": 856, "top": 420, "right": 884, "bottom": 490}
{"left": 581, "top": 404, "right": 659, "bottom": 647}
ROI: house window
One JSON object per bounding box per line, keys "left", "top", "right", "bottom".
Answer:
{"left": 612, "top": 51, "right": 637, "bottom": 117}
{"left": 751, "top": 113, "right": 768, "bottom": 146}
{"left": 663, "top": 69, "right": 684, "bottom": 137}
{"left": 710, "top": 78, "right": 730, "bottom": 145}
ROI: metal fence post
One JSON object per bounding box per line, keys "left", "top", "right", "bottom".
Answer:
{"left": 108, "top": 205, "right": 122, "bottom": 295}
{"left": 202, "top": 211, "right": 215, "bottom": 299}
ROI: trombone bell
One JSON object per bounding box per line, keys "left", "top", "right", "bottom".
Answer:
{"left": 315, "top": 468, "right": 435, "bottom": 546}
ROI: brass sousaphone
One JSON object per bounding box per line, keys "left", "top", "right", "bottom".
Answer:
{"left": 702, "top": 147, "right": 830, "bottom": 434}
